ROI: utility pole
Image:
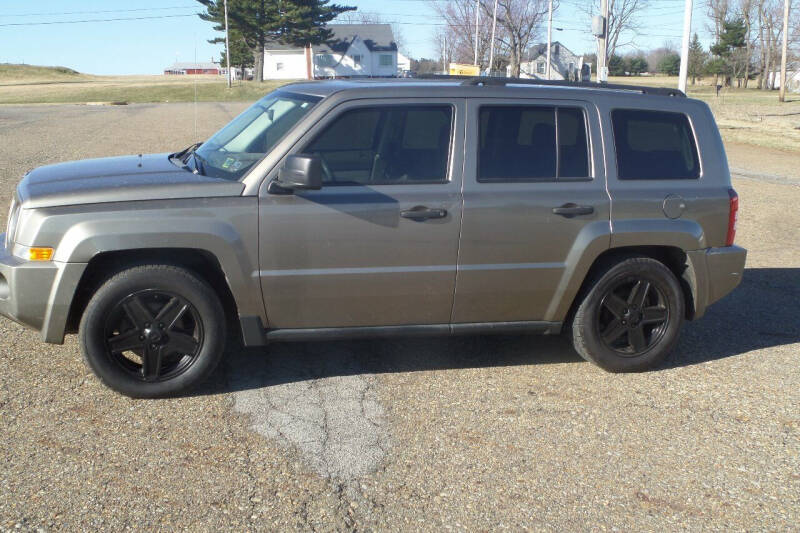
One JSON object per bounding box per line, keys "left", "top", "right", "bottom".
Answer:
{"left": 678, "top": 0, "right": 693, "bottom": 93}
{"left": 474, "top": 0, "right": 480, "bottom": 66}
{"left": 488, "top": 0, "right": 498, "bottom": 75}
{"left": 597, "top": 0, "right": 609, "bottom": 82}
{"left": 779, "top": 0, "right": 791, "bottom": 102}
{"left": 546, "top": 0, "right": 553, "bottom": 79}
{"left": 224, "top": 0, "right": 231, "bottom": 88}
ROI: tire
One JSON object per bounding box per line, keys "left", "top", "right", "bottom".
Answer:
{"left": 571, "top": 257, "right": 684, "bottom": 372}
{"left": 79, "top": 265, "right": 226, "bottom": 398}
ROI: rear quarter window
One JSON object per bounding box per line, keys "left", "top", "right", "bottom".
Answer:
{"left": 612, "top": 109, "right": 700, "bottom": 180}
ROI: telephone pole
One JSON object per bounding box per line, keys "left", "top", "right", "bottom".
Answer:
{"left": 474, "top": 0, "right": 480, "bottom": 66}
{"left": 488, "top": 0, "right": 498, "bottom": 75}
{"left": 546, "top": 0, "right": 553, "bottom": 79}
{"left": 224, "top": 0, "right": 231, "bottom": 88}
{"left": 597, "top": 0, "right": 609, "bottom": 82}
{"left": 779, "top": 0, "right": 791, "bottom": 102}
{"left": 678, "top": 0, "right": 693, "bottom": 93}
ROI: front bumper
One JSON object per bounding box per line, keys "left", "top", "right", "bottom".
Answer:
{"left": 0, "top": 233, "right": 86, "bottom": 344}
{"left": 687, "top": 245, "right": 747, "bottom": 319}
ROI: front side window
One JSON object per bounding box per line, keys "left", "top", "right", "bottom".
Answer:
{"left": 537, "top": 62, "right": 546, "bottom": 74}
{"left": 478, "top": 105, "right": 590, "bottom": 181}
{"left": 612, "top": 109, "right": 700, "bottom": 180}
{"left": 352, "top": 54, "right": 363, "bottom": 66}
{"left": 303, "top": 105, "right": 453, "bottom": 185}
{"left": 193, "top": 90, "right": 320, "bottom": 180}
{"left": 379, "top": 54, "right": 393, "bottom": 66}
{"left": 317, "top": 54, "right": 335, "bottom": 67}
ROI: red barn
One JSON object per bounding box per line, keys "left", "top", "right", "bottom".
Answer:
{"left": 164, "top": 62, "right": 221, "bottom": 75}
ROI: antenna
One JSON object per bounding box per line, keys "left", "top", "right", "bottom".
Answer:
{"left": 194, "top": 33, "right": 198, "bottom": 142}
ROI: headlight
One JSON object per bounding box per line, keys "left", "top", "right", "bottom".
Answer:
{"left": 5, "top": 195, "right": 20, "bottom": 250}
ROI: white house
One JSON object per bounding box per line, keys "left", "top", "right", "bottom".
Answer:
{"left": 263, "top": 24, "right": 398, "bottom": 80}
{"left": 767, "top": 65, "right": 800, "bottom": 93}
{"left": 512, "top": 42, "right": 589, "bottom": 81}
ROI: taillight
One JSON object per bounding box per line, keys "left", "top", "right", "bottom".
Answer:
{"left": 726, "top": 188, "right": 738, "bottom": 246}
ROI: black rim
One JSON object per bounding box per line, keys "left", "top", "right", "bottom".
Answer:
{"left": 596, "top": 277, "right": 670, "bottom": 357}
{"left": 103, "top": 289, "right": 204, "bottom": 382}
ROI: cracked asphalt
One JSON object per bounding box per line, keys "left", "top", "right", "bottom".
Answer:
{"left": 0, "top": 103, "right": 798, "bottom": 531}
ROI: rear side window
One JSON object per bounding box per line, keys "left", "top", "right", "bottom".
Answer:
{"left": 479, "top": 106, "right": 589, "bottom": 181}
{"left": 612, "top": 109, "right": 700, "bottom": 180}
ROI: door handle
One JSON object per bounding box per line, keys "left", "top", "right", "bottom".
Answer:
{"left": 400, "top": 206, "right": 448, "bottom": 221}
{"left": 552, "top": 203, "right": 595, "bottom": 218}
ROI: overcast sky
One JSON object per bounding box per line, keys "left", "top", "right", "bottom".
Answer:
{"left": 1, "top": 0, "right": 716, "bottom": 75}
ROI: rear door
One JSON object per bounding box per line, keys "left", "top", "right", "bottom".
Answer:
{"left": 258, "top": 98, "right": 465, "bottom": 329}
{"left": 452, "top": 97, "right": 610, "bottom": 324}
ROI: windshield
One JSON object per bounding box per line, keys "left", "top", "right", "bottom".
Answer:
{"left": 192, "top": 90, "right": 321, "bottom": 180}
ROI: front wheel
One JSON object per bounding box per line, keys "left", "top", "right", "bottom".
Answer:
{"left": 79, "top": 265, "right": 226, "bottom": 398}
{"left": 571, "top": 257, "right": 684, "bottom": 372}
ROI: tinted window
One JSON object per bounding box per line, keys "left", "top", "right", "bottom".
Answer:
{"left": 478, "top": 106, "right": 589, "bottom": 181}
{"left": 612, "top": 109, "right": 700, "bottom": 180}
{"left": 304, "top": 105, "right": 452, "bottom": 185}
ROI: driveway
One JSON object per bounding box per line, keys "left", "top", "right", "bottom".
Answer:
{"left": 1, "top": 103, "right": 797, "bottom": 530}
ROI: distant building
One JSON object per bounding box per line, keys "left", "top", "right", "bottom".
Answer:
{"left": 263, "top": 24, "right": 398, "bottom": 80}
{"left": 512, "top": 42, "right": 588, "bottom": 81}
{"left": 164, "top": 61, "right": 221, "bottom": 75}
{"left": 767, "top": 64, "right": 800, "bottom": 93}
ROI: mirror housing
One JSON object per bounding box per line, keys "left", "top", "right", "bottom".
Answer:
{"left": 276, "top": 154, "right": 323, "bottom": 191}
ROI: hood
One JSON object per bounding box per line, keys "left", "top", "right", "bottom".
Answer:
{"left": 17, "top": 153, "right": 245, "bottom": 208}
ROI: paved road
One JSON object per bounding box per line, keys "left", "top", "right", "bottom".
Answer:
{"left": 0, "top": 104, "right": 798, "bottom": 530}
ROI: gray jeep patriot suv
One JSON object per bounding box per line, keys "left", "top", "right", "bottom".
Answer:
{"left": 1, "top": 77, "right": 746, "bottom": 397}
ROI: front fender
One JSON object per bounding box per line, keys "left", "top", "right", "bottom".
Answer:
{"left": 16, "top": 196, "right": 264, "bottom": 322}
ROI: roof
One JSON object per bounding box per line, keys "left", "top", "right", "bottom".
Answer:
{"left": 278, "top": 77, "right": 688, "bottom": 100}
{"left": 165, "top": 62, "right": 219, "bottom": 70}
{"left": 264, "top": 24, "right": 397, "bottom": 54}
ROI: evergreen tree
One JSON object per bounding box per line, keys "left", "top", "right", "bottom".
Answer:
{"left": 710, "top": 18, "right": 747, "bottom": 86}
{"left": 657, "top": 53, "right": 681, "bottom": 76}
{"left": 608, "top": 54, "right": 626, "bottom": 76}
{"left": 687, "top": 33, "right": 708, "bottom": 84}
{"left": 628, "top": 56, "right": 648, "bottom": 75}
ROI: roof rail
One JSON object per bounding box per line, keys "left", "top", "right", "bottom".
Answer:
{"left": 417, "top": 74, "right": 686, "bottom": 97}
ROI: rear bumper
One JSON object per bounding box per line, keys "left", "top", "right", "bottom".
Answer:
{"left": 0, "top": 233, "right": 86, "bottom": 344}
{"left": 687, "top": 245, "right": 747, "bottom": 319}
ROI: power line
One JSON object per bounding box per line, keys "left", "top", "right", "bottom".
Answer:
{"left": 5, "top": 5, "right": 198, "bottom": 18}
{"left": 0, "top": 13, "right": 199, "bottom": 28}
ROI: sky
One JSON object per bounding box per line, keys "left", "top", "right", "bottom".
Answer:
{"left": 1, "top": 0, "right": 717, "bottom": 75}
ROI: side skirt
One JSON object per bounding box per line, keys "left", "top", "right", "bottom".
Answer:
{"left": 262, "top": 321, "right": 563, "bottom": 343}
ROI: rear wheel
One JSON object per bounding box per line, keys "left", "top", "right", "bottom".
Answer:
{"left": 571, "top": 257, "right": 684, "bottom": 372}
{"left": 79, "top": 265, "right": 225, "bottom": 398}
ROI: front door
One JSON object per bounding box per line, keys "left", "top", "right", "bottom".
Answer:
{"left": 258, "top": 98, "right": 465, "bottom": 329}
{"left": 452, "top": 98, "right": 610, "bottom": 324}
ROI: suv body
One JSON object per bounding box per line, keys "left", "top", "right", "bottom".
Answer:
{"left": 0, "top": 78, "right": 746, "bottom": 396}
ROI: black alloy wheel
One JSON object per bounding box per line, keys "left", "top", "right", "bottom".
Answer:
{"left": 596, "top": 278, "right": 670, "bottom": 356}
{"left": 104, "top": 290, "right": 204, "bottom": 382}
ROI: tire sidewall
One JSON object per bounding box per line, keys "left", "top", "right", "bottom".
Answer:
{"left": 79, "top": 266, "right": 225, "bottom": 398}
{"left": 577, "top": 259, "right": 684, "bottom": 372}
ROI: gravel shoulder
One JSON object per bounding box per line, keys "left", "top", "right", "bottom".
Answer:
{"left": 0, "top": 104, "right": 797, "bottom": 531}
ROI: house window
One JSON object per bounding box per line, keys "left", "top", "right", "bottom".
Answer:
{"left": 276, "top": 62, "right": 284, "bottom": 71}
{"left": 316, "top": 54, "right": 335, "bottom": 67}
{"left": 568, "top": 62, "right": 574, "bottom": 72}
{"left": 536, "top": 62, "right": 545, "bottom": 74}
{"left": 379, "top": 54, "right": 393, "bottom": 67}
{"left": 352, "top": 54, "right": 363, "bottom": 66}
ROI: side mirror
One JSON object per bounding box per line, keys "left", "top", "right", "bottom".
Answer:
{"left": 276, "top": 154, "right": 323, "bottom": 191}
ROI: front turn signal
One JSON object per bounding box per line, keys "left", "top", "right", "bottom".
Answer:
{"left": 28, "top": 247, "right": 54, "bottom": 261}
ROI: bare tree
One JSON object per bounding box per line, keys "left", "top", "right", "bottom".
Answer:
{"left": 433, "top": 0, "right": 550, "bottom": 76}
{"left": 581, "top": 0, "right": 650, "bottom": 60}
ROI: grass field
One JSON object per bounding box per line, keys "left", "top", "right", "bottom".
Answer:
{"left": 2, "top": 65, "right": 798, "bottom": 152}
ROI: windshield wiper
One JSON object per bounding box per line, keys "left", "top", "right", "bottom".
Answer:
{"left": 191, "top": 152, "right": 207, "bottom": 176}
{"left": 173, "top": 141, "right": 203, "bottom": 162}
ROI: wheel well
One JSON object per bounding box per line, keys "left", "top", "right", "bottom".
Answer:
{"left": 564, "top": 246, "right": 696, "bottom": 330}
{"left": 66, "top": 249, "right": 241, "bottom": 340}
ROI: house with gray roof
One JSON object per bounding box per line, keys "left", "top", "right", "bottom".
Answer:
{"left": 512, "top": 42, "right": 589, "bottom": 82}
{"left": 263, "top": 24, "right": 398, "bottom": 80}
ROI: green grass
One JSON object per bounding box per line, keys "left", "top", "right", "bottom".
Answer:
{"left": 0, "top": 63, "right": 85, "bottom": 83}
